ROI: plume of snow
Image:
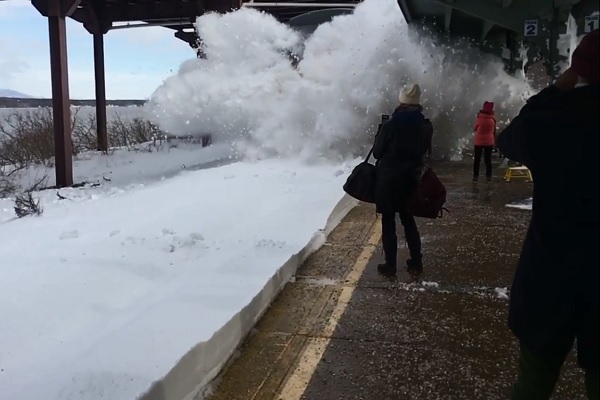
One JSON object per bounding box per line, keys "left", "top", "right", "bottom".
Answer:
{"left": 146, "top": 0, "right": 532, "bottom": 161}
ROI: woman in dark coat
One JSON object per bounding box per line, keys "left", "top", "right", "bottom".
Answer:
{"left": 373, "top": 83, "right": 433, "bottom": 275}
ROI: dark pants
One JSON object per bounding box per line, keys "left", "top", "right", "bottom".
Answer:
{"left": 512, "top": 342, "right": 599, "bottom": 400}
{"left": 381, "top": 209, "right": 421, "bottom": 267}
{"left": 473, "top": 145, "right": 493, "bottom": 178}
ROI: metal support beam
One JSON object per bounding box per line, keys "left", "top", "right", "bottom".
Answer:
{"left": 174, "top": 30, "right": 206, "bottom": 58}
{"left": 47, "top": 15, "right": 74, "bottom": 187}
{"left": 504, "top": 31, "right": 519, "bottom": 74}
{"left": 62, "top": 0, "right": 80, "bottom": 16}
{"left": 481, "top": 19, "right": 494, "bottom": 41}
{"left": 546, "top": 5, "right": 561, "bottom": 83}
{"left": 444, "top": 5, "right": 452, "bottom": 32}
{"left": 32, "top": 0, "right": 82, "bottom": 187}
{"left": 398, "top": 0, "right": 413, "bottom": 23}
{"left": 93, "top": 33, "right": 108, "bottom": 152}
{"left": 83, "top": 2, "right": 110, "bottom": 152}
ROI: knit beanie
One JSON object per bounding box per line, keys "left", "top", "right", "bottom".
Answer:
{"left": 399, "top": 83, "right": 421, "bottom": 105}
{"left": 571, "top": 29, "right": 599, "bottom": 84}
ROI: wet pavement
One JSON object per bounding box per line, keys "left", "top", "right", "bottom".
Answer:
{"left": 208, "top": 160, "right": 587, "bottom": 400}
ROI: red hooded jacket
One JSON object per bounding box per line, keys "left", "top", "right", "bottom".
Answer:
{"left": 474, "top": 111, "right": 496, "bottom": 147}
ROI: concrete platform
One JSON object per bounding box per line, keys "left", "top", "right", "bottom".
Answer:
{"left": 207, "top": 161, "right": 587, "bottom": 400}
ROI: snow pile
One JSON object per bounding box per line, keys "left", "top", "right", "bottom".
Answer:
{"left": 495, "top": 287, "right": 509, "bottom": 300}
{"left": 146, "top": 0, "right": 533, "bottom": 161}
{"left": 0, "top": 158, "right": 354, "bottom": 400}
{"left": 506, "top": 197, "right": 533, "bottom": 211}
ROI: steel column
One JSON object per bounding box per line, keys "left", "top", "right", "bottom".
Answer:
{"left": 547, "top": 5, "right": 561, "bottom": 84}
{"left": 48, "top": 15, "right": 74, "bottom": 187}
{"left": 93, "top": 32, "right": 108, "bottom": 152}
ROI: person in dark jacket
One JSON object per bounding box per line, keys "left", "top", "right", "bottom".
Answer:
{"left": 373, "top": 83, "right": 433, "bottom": 276}
{"left": 496, "top": 29, "right": 599, "bottom": 400}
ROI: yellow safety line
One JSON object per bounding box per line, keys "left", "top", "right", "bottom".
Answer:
{"left": 277, "top": 221, "right": 381, "bottom": 400}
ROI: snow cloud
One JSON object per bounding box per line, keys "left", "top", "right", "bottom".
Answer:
{"left": 146, "top": 0, "right": 533, "bottom": 161}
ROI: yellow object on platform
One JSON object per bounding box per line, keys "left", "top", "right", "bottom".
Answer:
{"left": 504, "top": 166, "right": 533, "bottom": 182}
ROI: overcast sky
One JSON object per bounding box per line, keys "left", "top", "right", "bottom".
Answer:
{"left": 0, "top": 0, "right": 194, "bottom": 99}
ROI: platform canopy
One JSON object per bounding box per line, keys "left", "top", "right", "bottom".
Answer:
{"left": 398, "top": 0, "right": 599, "bottom": 75}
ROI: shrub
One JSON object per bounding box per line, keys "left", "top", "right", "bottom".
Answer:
{"left": 14, "top": 191, "right": 43, "bottom": 218}
{"left": 0, "top": 170, "right": 18, "bottom": 198}
{"left": 12, "top": 174, "right": 47, "bottom": 217}
{"left": 0, "top": 107, "right": 161, "bottom": 166}
{"left": 0, "top": 106, "right": 161, "bottom": 198}
{"left": 0, "top": 108, "right": 161, "bottom": 162}
{"left": 108, "top": 113, "right": 162, "bottom": 149}
{"left": 0, "top": 108, "right": 59, "bottom": 169}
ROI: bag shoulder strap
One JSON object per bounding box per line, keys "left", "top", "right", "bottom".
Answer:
{"left": 365, "top": 145, "right": 374, "bottom": 163}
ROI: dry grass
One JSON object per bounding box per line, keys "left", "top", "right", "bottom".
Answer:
{"left": 0, "top": 107, "right": 161, "bottom": 170}
{"left": 0, "top": 106, "right": 161, "bottom": 201}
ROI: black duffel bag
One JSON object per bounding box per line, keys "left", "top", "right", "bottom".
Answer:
{"left": 343, "top": 147, "right": 376, "bottom": 204}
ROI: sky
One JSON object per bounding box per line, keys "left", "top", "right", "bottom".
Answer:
{"left": 0, "top": 0, "right": 196, "bottom": 99}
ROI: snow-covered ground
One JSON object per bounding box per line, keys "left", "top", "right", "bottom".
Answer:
{"left": 3, "top": 141, "right": 235, "bottom": 199}
{"left": 0, "top": 145, "right": 354, "bottom": 400}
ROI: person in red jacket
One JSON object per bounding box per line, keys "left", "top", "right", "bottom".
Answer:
{"left": 473, "top": 101, "right": 497, "bottom": 182}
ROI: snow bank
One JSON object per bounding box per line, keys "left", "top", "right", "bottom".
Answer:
{"left": 0, "top": 142, "right": 235, "bottom": 222}
{"left": 0, "top": 158, "right": 355, "bottom": 400}
{"left": 140, "top": 190, "right": 357, "bottom": 400}
{"left": 146, "top": 0, "right": 533, "bottom": 161}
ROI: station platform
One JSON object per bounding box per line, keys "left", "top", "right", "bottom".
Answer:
{"left": 208, "top": 161, "right": 586, "bottom": 400}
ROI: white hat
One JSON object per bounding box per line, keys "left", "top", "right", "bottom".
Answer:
{"left": 399, "top": 83, "right": 421, "bottom": 105}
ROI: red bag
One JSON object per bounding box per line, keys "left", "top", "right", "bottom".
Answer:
{"left": 406, "top": 167, "right": 449, "bottom": 218}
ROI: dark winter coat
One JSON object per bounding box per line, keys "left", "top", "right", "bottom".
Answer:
{"left": 496, "top": 83, "right": 599, "bottom": 369}
{"left": 373, "top": 106, "right": 433, "bottom": 214}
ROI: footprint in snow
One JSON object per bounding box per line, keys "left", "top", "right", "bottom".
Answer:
{"left": 60, "top": 230, "right": 79, "bottom": 240}
{"left": 256, "top": 239, "right": 286, "bottom": 249}
{"left": 190, "top": 232, "right": 204, "bottom": 241}
{"left": 162, "top": 233, "right": 207, "bottom": 253}
{"left": 162, "top": 228, "right": 175, "bottom": 236}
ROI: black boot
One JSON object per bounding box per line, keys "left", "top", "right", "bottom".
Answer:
{"left": 377, "top": 263, "right": 397, "bottom": 275}
{"left": 406, "top": 258, "right": 423, "bottom": 275}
